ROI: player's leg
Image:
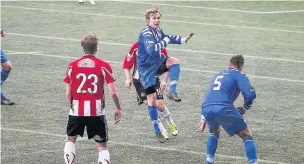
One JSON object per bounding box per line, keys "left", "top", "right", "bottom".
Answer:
{"left": 237, "top": 128, "right": 257, "bottom": 164}
{"left": 87, "top": 116, "right": 110, "bottom": 164}
{"left": 217, "top": 107, "right": 257, "bottom": 164}
{"left": 133, "top": 78, "right": 168, "bottom": 139}
{"left": 203, "top": 107, "right": 221, "bottom": 164}
{"left": 64, "top": 116, "right": 85, "bottom": 164}
{"left": 1, "top": 50, "right": 15, "bottom": 105}
{"left": 156, "top": 100, "right": 178, "bottom": 136}
{"left": 158, "top": 57, "right": 181, "bottom": 102}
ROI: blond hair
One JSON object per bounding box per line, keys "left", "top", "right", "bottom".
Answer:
{"left": 144, "top": 8, "right": 161, "bottom": 22}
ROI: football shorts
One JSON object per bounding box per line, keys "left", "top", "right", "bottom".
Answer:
{"left": 66, "top": 115, "right": 108, "bottom": 143}
{"left": 202, "top": 105, "right": 248, "bottom": 136}
{"left": 133, "top": 77, "right": 163, "bottom": 105}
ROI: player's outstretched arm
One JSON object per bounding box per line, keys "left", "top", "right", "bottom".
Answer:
{"left": 142, "top": 30, "right": 170, "bottom": 56}
{"left": 107, "top": 82, "right": 122, "bottom": 124}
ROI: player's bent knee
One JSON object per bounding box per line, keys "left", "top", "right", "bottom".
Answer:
{"left": 1, "top": 61, "right": 12, "bottom": 71}
{"left": 237, "top": 128, "right": 252, "bottom": 139}
{"left": 166, "top": 57, "right": 180, "bottom": 67}
{"left": 65, "top": 136, "right": 77, "bottom": 143}
{"left": 156, "top": 100, "right": 165, "bottom": 111}
{"left": 97, "top": 142, "right": 108, "bottom": 151}
{"left": 211, "top": 128, "right": 221, "bottom": 137}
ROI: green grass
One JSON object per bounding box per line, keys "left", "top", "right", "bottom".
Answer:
{"left": 1, "top": 1, "right": 304, "bottom": 164}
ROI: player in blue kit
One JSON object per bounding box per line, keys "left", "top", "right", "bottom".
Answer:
{"left": 1, "top": 29, "right": 15, "bottom": 105}
{"left": 137, "top": 8, "right": 193, "bottom": 142}
{"left": 196, "top": 55, "right": 257, "bottom": 164}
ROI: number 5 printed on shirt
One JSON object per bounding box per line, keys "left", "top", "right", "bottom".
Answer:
{"left": 213, "top": 75, "right": 224, "bottom": 90}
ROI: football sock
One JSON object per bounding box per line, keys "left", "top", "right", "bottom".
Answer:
{"left": 243, "top": 136, "right": 257, "bottom": 164}
{"left": 1, "top": 69, "right": 10, "bottom": 85}
{"left": 169, "top": 64, "right": 180, "bottom": 93}
{"left": 98, "top": 150, "right": 110, "bottom": 164}
{"left": 206, "top": 134, "right": 219, "bottom": 163}
{"left": 148, "top": 105, "right": 160, "bottom": 133}
{"left": 64, "top": 141, "right": 76, "bottom": 164}
{"left": 158, "top": 106, "right": 173, "bottom": 124}
{"left": 157, "top": 118, "right": 166, "bottom": 131}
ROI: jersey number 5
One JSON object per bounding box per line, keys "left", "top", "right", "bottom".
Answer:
{"left": 76, "top": 73, "right": 98, "bottom": 94}
{"left": 213, "top": 75, "right": 224, "bottom": 90}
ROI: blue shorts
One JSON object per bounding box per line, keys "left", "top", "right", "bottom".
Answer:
{"left": 1, "top": 50, "right": 8, "bottom": 63}
{"left": 139, "top": 58, "right": 165, "bottom": 89}
{"left": 202, "top": 105, "right": 247, "bottom": 136}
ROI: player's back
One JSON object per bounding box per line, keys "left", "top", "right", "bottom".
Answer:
{"left": 65, "top": 55, "right": 113, "bottom": 116}
{"left": 202, "top": 68, "right": 242, "bottom": 108}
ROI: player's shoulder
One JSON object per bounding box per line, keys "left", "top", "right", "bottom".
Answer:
{"left": 141, "top": 26, "right": 152, "bottom": 36}
{"left": 94, "top": 58, "right": 111, "bottom": 68}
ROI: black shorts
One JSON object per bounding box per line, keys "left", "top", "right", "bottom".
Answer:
{"left": 157, "top": 57, "right": 169, "bottom": 75}
{"left": 66, "top": 115, "right": 108, "bottom": 143}
{"left": 133, "top": 77, "right": 164, "bottom": 105}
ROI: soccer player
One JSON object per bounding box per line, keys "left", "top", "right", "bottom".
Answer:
{"left": 1, "top": 29, "right": 15, "bottom": 105}
{"left": 196, "top": 55, "right": 257, "bottom": 164}
{"left": 123, "top": 41, "right": 178, "bottom": 141}
{"left": 63, "top": 35, "right": 122, "bottom": 164}
{"left": 137, "top": 8, "right": 193, "bottom": 142}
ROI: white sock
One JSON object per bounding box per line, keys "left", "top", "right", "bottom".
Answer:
{"left": 98, "top": 150, "right": 110, "bottom": 164}
{"left": 159, "top": 106, "right": 173, "bottom": 124}
{"left": 64, "top": 142, "right": 76, "bottom": 164}
{"left": 158, "top": 118, "right": 166, "bottom": 131}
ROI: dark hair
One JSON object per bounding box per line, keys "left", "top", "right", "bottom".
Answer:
{"left": 81, "top": 35, "right": 98, "bottom": 54}
{"left": 230, "top": 54, "right": 244, "bottom": 69}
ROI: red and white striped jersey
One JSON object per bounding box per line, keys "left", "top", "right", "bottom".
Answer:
{"left": 123, "top": 42, "right": 168, "bottom": 80}
{"left": 64, "top": 55, "right": 115, "bottom": 116}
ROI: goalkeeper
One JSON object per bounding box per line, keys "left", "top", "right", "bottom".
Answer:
{"left": 137, "top": 8, "right": 194, "bottom": 142}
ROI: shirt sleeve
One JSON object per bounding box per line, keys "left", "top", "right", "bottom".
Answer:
{"left": 64, "top": 64, "right": 73, "bottom": 84}
{"left": 123, "top": 42, "right": 137, "bottom": 69}
{"left": 236, "top": 72, "right": 256, "bottom": 110}
{"left": 160, "top": 29, "right": 182, "bottom": 45}
{"left": 102, "top": 62, "right": 115, "bottom": 84}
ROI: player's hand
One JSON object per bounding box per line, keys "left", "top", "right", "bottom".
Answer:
{"left": 237, "top": 107, "right": 246, "bottom": 115}
{"left": 125, "top": 79, "right": 132, "bottom": 89}
{"left": 114, "top": 109, "right": 122, "bottom": 124}
{"left": 160, "top": 80, "right": 167, "bottom": 92}
{"left": 1, "top": 29, "right": 4, "bottom": 37}
{"left": 184, "top": 32, "right": 194, "bottom": 43}
{"left": 196, "top": 118, "right": 206, "bottom": 133}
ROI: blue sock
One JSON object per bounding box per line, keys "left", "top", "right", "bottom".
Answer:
{"left": 169, "top": 64, "right": 180, "bottom": 93}
{"left": 244, "top": 136, "right": 257, "bottom": 164}
{"left": 206, "top": 134, "right": 219, "bottom": 164}
{"left": 148, "top": 105, "right": 160, "bottom": 134}
{"left": 1, "top": 69, "right": 10, "bottom": 85}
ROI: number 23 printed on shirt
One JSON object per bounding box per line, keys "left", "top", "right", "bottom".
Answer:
{"left": 213, "top": 75, "right": 224, "bottom": 91}
{"left": 76, "top": 73, "right": 98, "bottom": 94}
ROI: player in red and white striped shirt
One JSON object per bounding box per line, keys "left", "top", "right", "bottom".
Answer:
{"left": 63, "top": 35, "right": 122, "bottom": 164}
{"left": 123, "top": 42, "right": 178, "bottom": 142}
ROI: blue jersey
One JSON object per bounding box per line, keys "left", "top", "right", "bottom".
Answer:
{"left": 202, "top": 67, "right": 256, "bottom": 110}
{"left": 137, "top": 25, "right": 182, "bottom": 72}
{"left": 137, "top": 25, "right": 182, "bottom": 88}
{"left": 1, "top": 49, "right": 8, "bottom": 63}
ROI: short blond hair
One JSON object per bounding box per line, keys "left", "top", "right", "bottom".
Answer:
{"left": 81, "top": 35, "right": 98, "bottom": 54}
{"left": 144, "top": 8, "right": 161, "bottom": 22}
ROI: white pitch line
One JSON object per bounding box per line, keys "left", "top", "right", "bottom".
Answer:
{"left": 6, "top": 32, "right": 304, "bottom": 64}
{"left": 7, "top": 51, "right": 304, "bottom": 83}
{"left": 5, "top": 51, "right": 42, "bottom": 55}
{"left": 1, "top": 127, "right": 288, "bottom": 164}
{"left": 2, "top": 5, "right": 304, "bottom": 34}
{"left": 119, "top": 1, "right": 304, "bottom": 14}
